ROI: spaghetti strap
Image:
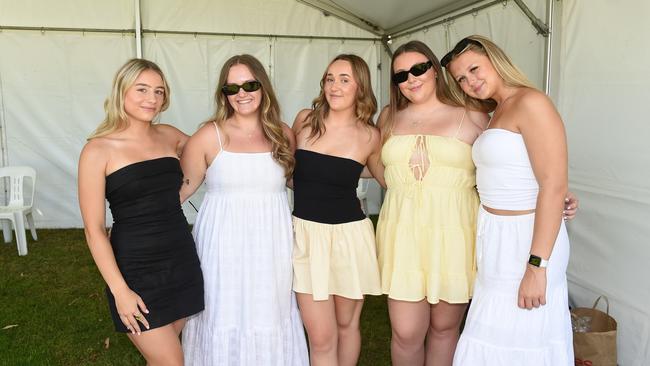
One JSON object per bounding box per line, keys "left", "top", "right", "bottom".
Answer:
{"left": 212, "top": 122, "right": 223, "bottom": 152}
{"left": 454, "top": 109, "right": 467, "bottom": 139}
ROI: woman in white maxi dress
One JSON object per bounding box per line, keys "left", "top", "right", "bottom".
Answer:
{"left": 179, "top": 55, "right": 308, "bottom": 366}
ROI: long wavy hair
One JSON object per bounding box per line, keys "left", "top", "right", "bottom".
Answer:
{"left": 302, "top": 54, "right": 377, "bottom": 140}
{"left": 444, "top": 35, "right": 536, "bottom": 113}
{"left": 383, "top": 41, "right": 462, "bottom": 143}
{"left": 207, "top": 54, "right": 294, "bottom": 177}
{"left": 88, "top": 59, "right": 170, "bottom": 140}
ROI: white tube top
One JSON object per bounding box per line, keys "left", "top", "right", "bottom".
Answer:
{"left": 472, "top": 128, "right": 538, "bottom": 210}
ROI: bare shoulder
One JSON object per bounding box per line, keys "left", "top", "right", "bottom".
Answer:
{"left": 190, "top": 122, "right": 218, "bottom": 142}
{"left": 376, "top": 105, "right": 390, "bottom": 129}
{"left": 367, "top": 123, "right": 381, "bottom": 146}
{"left": 292, "top": 108, "right": 312, "bottom": 134}
{"left": 517, "top": 88, "right": 556, "bottom": 113}
{"left": 465, "top": 109, "right": 490, "bottom": 130}
{"left": 79, "top": 138, "right": 111, "bottom": 170}
{"left": 155, "top": 123, "right": 189, "bottom": 139}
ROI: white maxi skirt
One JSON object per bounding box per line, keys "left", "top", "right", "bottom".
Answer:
{"left": 453, "top": 206, "right": 573, "bottom": 366}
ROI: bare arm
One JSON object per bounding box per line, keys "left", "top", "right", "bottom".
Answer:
{"left": 78, "top": 142, "right": 149, "bottom": 333}
{"left": 517, "top": 91, "right": 569, "bottom": 310}
{"left": 366, "top": 126, "right": 386, "bottom": 188}
{"left": 157, "top": 123, "right": 190, "bottom": 157}
{"left": 291, "top": 109, "right": 312, "bottom": 148}
{"left": 179, "top": 124, "right": 213, "bottom": 203}
{"left": 365, "top": 107, "right": 392, "bottom": 188}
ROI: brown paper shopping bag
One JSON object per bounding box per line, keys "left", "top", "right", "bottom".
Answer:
{"left": 571, "top": 295, "right": 617, "bottom": 366}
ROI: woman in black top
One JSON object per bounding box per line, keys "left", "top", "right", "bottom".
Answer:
{"left": 291, "top": 54, "right": 385, "bottom": 366}
{"left": 78, "top": 59, "right": 203, "bottom": 364}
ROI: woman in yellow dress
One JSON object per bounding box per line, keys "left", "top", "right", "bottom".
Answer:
{"left": 372, "top": 40, "right": 488, "bottom": 366}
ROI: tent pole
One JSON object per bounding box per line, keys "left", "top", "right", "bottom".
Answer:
{"left": 135, "top": 0, "right": 143, "bottom": 58}
{"left": 543, "top": 0, "right": 555, "bottom": 95}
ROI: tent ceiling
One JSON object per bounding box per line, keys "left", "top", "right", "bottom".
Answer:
{"left": 297, "top": 0, "right": 485, "bottom": 35}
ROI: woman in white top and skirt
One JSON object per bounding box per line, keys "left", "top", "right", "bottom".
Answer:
{"left": 443, "top": 35, "right": 573, "bottom": 365}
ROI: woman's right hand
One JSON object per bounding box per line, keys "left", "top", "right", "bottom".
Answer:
{"left": 114, "top": 286, "right": 150, "bottom": 334}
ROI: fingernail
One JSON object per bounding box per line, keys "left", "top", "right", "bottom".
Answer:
{"left": 565, "top": 197, "right": 569, "bottom": 202}
{"left": 563, "top": 210, "right": 567, "bottom": 214}
{"left": 144, "top": 309, "right": 149, "bottom": 314}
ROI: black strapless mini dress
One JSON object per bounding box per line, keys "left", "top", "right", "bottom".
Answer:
{"left": 104, "top": 157, "right": 204, "bottom": 332}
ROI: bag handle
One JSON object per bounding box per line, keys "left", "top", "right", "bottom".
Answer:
{"left": 592, "top": 295, "right": 610, "bottom": 314}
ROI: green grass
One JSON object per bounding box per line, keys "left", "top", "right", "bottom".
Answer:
{"left": 0, "top": 225, "right": 391, "bottom": 365}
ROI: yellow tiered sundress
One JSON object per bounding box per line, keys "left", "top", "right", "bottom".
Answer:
{"left": 376, "top": 134, "right": 479, "bottom": 304}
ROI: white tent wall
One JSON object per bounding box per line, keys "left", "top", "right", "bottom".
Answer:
{"left": 559, "top": 1, "right": 650, "bottom": 365}
{"left": 0, "top": 34, "right": 135, "bottom": 227}
{"left": 384, "top": 0, "right": 547, "bottom": 104}
{"left": 0, "top": 0, "right": 381, "bottom": 227}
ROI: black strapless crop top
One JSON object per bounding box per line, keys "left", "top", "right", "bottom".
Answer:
{"left": 292, "top": 149, "right": 366, "bottom": 224}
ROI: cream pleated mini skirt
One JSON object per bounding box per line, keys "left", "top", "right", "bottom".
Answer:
{"left": 292, "top": 216, "right": 381, "bottom": 301}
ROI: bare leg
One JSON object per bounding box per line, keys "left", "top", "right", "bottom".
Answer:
{"left": 127, "top": 320, "right": 186, "bottom": 366}
{"left": 388, "top": 298, "right": 431, "bottom": 366}
{"left": 171, "top": 318, "right": 187, "bottom": 336}
{"left": 333, "top": 295, "right": 364, "bottom": 366}
{"left": 424, "top": 301, "right": 468, "bottom": 366}
{"left": 297, "top": 293, "right": 338, "bottom": 366}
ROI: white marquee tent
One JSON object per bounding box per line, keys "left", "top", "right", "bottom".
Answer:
{"left": 1, "top": 0, "right": 648, "bottom": 364}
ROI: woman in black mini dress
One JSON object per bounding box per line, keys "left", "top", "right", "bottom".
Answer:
{"left": 78, "top": 58, "right": 204, "bottom": 364}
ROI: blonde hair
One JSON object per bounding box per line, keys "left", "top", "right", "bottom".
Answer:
{"left": 207, "top": 54, "right": 294, "bottom": 177}
{"left": 444, "top": 35, "right": 536, "bottom": 112}
{"left": 384, "top": 41, "right": 463, "bottom": 143}
{"left": 89, "top": 58, "right": 170, "bottom": 139}
{"left": 302, "top": 54, "right": 377, "bottom": 140}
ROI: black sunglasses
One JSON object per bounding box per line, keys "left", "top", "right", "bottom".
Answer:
{"left": 392, "top": 61, "right": 433, "bottom": 84}
{"left": 221, "top": 80, "right": 262, "bottom": 96}
{"left": 441, "top": 38, "right": 483, "bottom": 68}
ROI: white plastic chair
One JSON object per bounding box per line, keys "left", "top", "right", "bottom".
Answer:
{"left": 357, "top": 178, "right": 370, "bottom": 215}
{"left": 0, "top": 166, "right": 37, "bottom": 256}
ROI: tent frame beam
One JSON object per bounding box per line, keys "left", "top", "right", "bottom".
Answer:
{"left": 295, "top": 0, "right": 384, "bottom": 36}
{"left": 390, "top": 0, "right": 504, "bottom": 40}
{"left": 0, "top": 26, "right": 379, "bottom": 42}
{"left": 513, "top": 0, "right": 549, "bottom": 36}
{"left": 386, "top": 0, "right": 485, "bottom": 36}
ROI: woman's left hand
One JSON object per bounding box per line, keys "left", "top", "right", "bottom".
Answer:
{"left": 517, "top": 266, "right": 547, "bottom": 310}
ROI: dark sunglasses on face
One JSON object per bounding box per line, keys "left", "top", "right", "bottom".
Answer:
{"left": 392, "top": 61, "right": 434, "bottom": 84}
{"left": 221, "top": 80, "right": 262, "bottom": 96}
{"left": 440, "top": 38, "right": 484, "bottom": 68}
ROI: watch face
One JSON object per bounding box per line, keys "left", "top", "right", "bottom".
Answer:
{"left": 529, "top": 255, "right": 542, "bottom": 267}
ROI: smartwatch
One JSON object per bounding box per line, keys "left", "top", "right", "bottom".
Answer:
{"left": 528, "top": 254, "right": 548, "bottom": 268}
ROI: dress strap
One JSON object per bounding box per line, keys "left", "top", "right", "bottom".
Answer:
{"left": 454, "top": 109, "right": 467, "bottom": 139}
{"left": 212, "top": 121, "right": 223, "bottom": 152}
